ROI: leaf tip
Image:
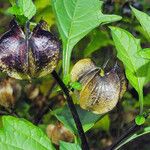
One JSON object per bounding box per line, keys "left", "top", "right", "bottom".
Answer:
{"left": 109, "top": 26, "right": 118, "bottom": 32}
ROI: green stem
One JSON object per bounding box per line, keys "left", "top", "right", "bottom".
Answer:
{"left": 62, "top": 44, "right": 72, "bottom": 77}
{"left": 139, "top": 90, "right": 144, "bottom": 115}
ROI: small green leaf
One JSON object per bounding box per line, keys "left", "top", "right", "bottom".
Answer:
{"left": 8, "top": 0, "right": 36, "bottom": 20}
{"left": 0, "top": 116, "right": 55, "bottom": 150}
{"left": 7, "top": 5, "right": 23, "bottom": 15}
{"left": 135, "top": 115, "right": 146, "bottom": 125}
{"left": 55, "top": 86, "right": 62, "bottom": 92}
{"left": 60, "top": 141, "right": 81, "bottom": 150}
{"left": 131, "top": 6, "right": 150, "bottom": 41}
{"left": 63, "top": 74, "right": 71, "bottom": 85}
{"left": 138, "top": 48, "right": 150, "bottom": 59}
{"left": 53, "top": 105, "right": 102, "bottom": 134}
{"left": 17, "top": 0, "right": 36, "bottom": 19}
{"left": 52, "top": 0, "right": 121, "bottom": 76}
{"left": 110, "top": 27, "right": 149, "bottom": 113}
{"left": 100, "top": 14, "right": 122, "bottom": 25}
{"left": 70, "top": 82, "right": 82, "bottom": 90}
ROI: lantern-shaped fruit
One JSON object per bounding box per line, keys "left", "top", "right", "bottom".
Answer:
{"left": 71, "top": 58, "right": 127, "bottom": 114}
{"left": 46, "top": 122, "right": 74, "bottom": 145}
{"left": 0, "top": 19, "right": 60, "bottom": 79}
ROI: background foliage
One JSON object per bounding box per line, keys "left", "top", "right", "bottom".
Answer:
{"left": 0, "top": 0, "right": 150, "bottom": 150}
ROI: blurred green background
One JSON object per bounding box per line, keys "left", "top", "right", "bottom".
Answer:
{"left": 0, "top": 0, "right": 150, "bottom": 150}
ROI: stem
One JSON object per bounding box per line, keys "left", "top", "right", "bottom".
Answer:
{"left": 51, "top": 70, "right": 89, "bottom": 150}
{"left": 25, "top": 21, "right": 30, "bottom": 42}
{"left": 107, "top": 121, "right": 140, "bottom": 150}
{"left": 0, "top": 110, "right": 9, "bottom": 116}
{"left": 139, "top": 90, "right": 144, "bottom": 115}
{"left": 63, "top": 44, "right": 72, "bottom": 76}
{"left": 34, "top": 98, "right": 55, "bottom": 124}
{"left": 25, "top": 20, "right": 30, "bottom": 67}
{"left": 0, "top": 108, "right": 20, "bottom": 117}
{"left": 107, "top": 112, "right": 150, "bottom": 150}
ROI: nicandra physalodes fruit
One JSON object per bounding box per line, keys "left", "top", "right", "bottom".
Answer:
{"left": 0, "top": 20, "right": 60, "bottom": 79}
{"left": 71, "top": 58, "right": 127, "bottom": 114}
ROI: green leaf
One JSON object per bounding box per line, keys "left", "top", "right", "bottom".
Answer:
{"left": 110, "top": 27, "right": 149, "bottom": 114}
{"left": 52, "top": 0, "right": 122, "bottom": 76}
{"left": 8, "top": 0, "right": 36, "bottom": 20}
{"left": 7, "top": 5, "right": 23, "bottom": 15}
{"left": 20, "top": 0, "right": 36, "bottom": 20}
{"left": 131, "top": 6, "right": 150, "bottom": 41}
{"left": 70, "top": 82, "right": 82, "bottom": 90}
{"left": 83, "top": 30, "right": 113, "bottom": 57}
{"left": 115, "top": 126, "right": 150, "bottom": 150}
{"left": 138, "top": 48, "right": 150, "bottom": 59}
{"left": 0, "top": 116, "right": 55, "bottom": 150}
{"left": 63, "top": 74, "right": 71, "bottom": 85}
{"left": 100, "top": 14, "right": 122, "bottom": 25}
{"left": 60, "top": 141, "right": 81, "bottom": 150}
{"left": 9, "top": 0, "right": 16, "bottom": 5}
{"left": 93, "top": 114, "right": 110, "bottom": 132}
{"left": 135, "top": 115, "right": 145, "bottom": 125}
{"left": 53, "top": 105, "right": 102, "bottom": 134}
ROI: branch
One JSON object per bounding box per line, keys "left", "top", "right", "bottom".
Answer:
{"left": 0, "top": 108, "right": 19, "bottom": 117}
{"left": 51, "top": 70, "right": 90, "bottom": 150}
{"left": 34, "top": 96, "right": 57, "bottom": 124}
{"left": 107, "top": 121, "right": 140, "bottom": 150}
{"left": 0, "top": 110, "right": 9, "bottom": 116}
{"left": 107, "top": 112, "right": 150, "bottom": 150}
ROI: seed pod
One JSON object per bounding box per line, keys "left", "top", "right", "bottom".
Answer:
{"left": 0, "top": 78, "right": 21, "bottom": 108}
{"left": 71, "top": 58, "right": 127, "bottom": 114}
{"left": 0, "top": 19, "right": 60, "bottom": 79}
{"left": 25, "top": 84, "right": 40, "bottom": 100}
{"left": 46, "top": 122, "right": 74, "bottom": 145}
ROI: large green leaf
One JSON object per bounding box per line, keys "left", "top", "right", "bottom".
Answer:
{"left": 52, "top": 0, "right": 122, "bottom": 76}
{"left": 8, "top": 0, "right": 36, "bottom": 20}
{"left": 110, "top": 27, "right": 149, "bottom": 113}
{"left": 60, "top": 141, "right": 81, "bottom": 150}
{"left": 139, "top": 48, "right": 150, "bottom": 59}
{"left": 131, "top": 7, "right": 150, "bottom": 41}
{"left": 0, "top": 116, "right": 55, "bottom": 150}
{"left": 115, "top": 126, "right": 150, "bottom": 150}
{"left": 53, "top": 105, "right": 102, "bottom": 134}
